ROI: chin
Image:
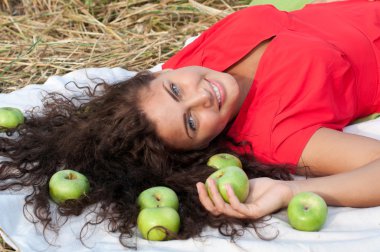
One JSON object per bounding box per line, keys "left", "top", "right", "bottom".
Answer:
{"left": 198, "top": 143, "right": 211, "bottom": 150}
{"left": 226, "top": 80, "right": 239, "bottom": 97}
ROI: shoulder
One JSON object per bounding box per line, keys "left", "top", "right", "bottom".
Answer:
{"left": 163, "top": 6, "right": 288, "bottom": 71}
{"left": 268, "top": 31, "right": 345, "bottom": 63}
{"left": 257, "top": 31, "right": 352, "bottom": 88}
{"left": 229, "top": 32, "right": 356, "bottom": 166}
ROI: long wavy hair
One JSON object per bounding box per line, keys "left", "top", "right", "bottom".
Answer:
{"left": 0, "top": 71, "right": 293, "bottom": 248}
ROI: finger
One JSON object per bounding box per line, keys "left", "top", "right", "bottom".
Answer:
{"left": 207, "top": 182, "right": 248, "bottom": 219}
{"left": 225, "top": 183, "right": 243, "bottom": 206}
{"left": 225, "top": 184, "right": 256, "bottom": 218}
{"left": 203, "top": 180, "right": 245, "bottom": 218}
{"left": 196, "top": 182, "right": 220, "bottom": 215}
{"left": 230, "top": 185, "right": 284, "bottom": 219}
{"left": 196, "top": 182, "right": 213, "bottom": 207}
{"left": 206, "top": 178, "right": 227, "bottom": 208}
{"left": 200, "top": 181, "right": 251, "bottom": 219}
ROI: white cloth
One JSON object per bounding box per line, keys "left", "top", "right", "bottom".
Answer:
{"left": 1, "top": 66, "right": 380, "bottom": 251}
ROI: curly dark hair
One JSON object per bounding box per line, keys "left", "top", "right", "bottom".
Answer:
{"left": 0, "top": 71, "right": 293, "bottom": 249}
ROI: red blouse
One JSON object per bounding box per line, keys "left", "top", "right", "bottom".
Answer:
{"left": 162, "top": 1, "right": 380, "bottom": 166}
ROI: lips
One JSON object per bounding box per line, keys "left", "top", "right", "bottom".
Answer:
{"left": 211, "top": 84, "right": 221, "bottom": 106}
{"left": 206, "top": 78, "right": 225, "bottom": 109}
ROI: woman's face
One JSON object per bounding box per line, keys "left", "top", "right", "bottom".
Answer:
{"left": 139, "top": 66, "right": 242, "bottom": 150}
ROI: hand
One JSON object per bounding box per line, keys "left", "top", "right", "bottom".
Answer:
{"left": 196, "top": 177, "right": 295, "bottom": 219}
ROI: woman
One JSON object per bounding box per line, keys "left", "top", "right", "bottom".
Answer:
{"left": 0, "top": 0, "right": 379, "bottom": 248}
{"left": 142, "top": 0, "right": 380, "bottom": 219}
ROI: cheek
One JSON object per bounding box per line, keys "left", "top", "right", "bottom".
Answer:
{"left": 200, "top": 114, "right": 227, "bottom": 139}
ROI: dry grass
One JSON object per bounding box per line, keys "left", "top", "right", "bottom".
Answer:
{"left": 0, "top": 0, "right": 250, "bottom": 250}
{"left": 0, "top": 228, "right": 17, "bottom": 252}
{"left": 0, "top": 0, "right": 250, "bottom": 93}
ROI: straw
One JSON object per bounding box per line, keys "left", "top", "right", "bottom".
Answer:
{"left": 0, "top": 0, "right": 250, "bottom": 93}
{"left": 0, "top": 0, "right": 251, "bottom": 249}
{"left": 0, "top": 228, "right": 18, "bottom": 252}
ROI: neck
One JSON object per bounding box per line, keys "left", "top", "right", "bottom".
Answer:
{"left": 225, "top": 38, "right": 273, "bottom": 116}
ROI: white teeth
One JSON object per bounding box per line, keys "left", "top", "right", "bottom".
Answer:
{"left": 211, "top": 84, "right": 221, "bottom": 106}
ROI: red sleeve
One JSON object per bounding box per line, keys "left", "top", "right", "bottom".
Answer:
{"left": 162, "top": 5, "right": 287, "bottom": 72}
{"left": 228, "top": 31, "right": 357, "bottom": 166}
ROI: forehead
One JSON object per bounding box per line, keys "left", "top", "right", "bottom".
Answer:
{"left": 155, "top": 66, "right": 206, "bottom": 80}
{"left": 139, "top": 78, "right": 191, "bottom": 149}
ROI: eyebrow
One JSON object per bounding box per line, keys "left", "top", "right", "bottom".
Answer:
{"left": 162, "top": 84, "right": 193, "bottom": 139}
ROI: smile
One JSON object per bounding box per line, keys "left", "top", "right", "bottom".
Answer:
{"left": 206, "top": 78, "right": 224, "bottom": 109}
{"left": 211, "top": 84, "right": 221, "bottom": 106}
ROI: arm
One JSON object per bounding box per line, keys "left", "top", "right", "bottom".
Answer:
{"left": 197, "top": 128, "right": 380, "bottom": 218}
{"left": 294, "top": 127, "right": 380, "bottom": 207}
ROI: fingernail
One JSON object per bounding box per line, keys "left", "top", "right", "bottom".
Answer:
{"left": 225, "top": 184, "right": 232, "bottom": 193}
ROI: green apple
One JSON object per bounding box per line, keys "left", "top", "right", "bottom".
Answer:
{"left": 137, "top": 207, "right": 180, "bottom": 241}
{"left": 49, "top": 169, "right": 90, "bottom": 204}
{"left": 287, "top": 192, "right": 328, "bottom": 232}
{"left": 206, "top": 166, "right": 249, "bottom": 203}
{"left": 137, "top": 186, "right": 179, "bottom": 211}
{"left": 0, "top": 107, "right": 24, "bottom": 129}
{"left": 207, "top": 153, "right": 243, "bottom": 170}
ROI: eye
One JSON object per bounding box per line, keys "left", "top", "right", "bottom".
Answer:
{"left": 187, "top": 113, "right": 197, "bottom": 131}
{"left": 170, "top": 83, "right": 181, "bottom": 96}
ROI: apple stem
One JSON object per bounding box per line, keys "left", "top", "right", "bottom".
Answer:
{"left": 66, "top": 173, "right": 77, "bottom": 180}
{"left": 216, "top": 172, "right": 225, "bottom": 178}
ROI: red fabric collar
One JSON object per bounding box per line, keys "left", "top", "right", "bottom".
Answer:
{"left": 162, "top": 5, "right": 288, "bottom": 71}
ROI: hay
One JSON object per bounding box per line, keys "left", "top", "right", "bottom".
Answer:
{"left": 0, "top": 228, "right": 17, "bottom": 252}
{"left": 0, "top": 0, "right": 250, "bottom": 250}
{"left": 0, "top": 0, "right": 250, "bottom": 93}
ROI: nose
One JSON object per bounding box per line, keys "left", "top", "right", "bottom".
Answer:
{"left": 184, "top": 89, "right": 212, "bottom": 109}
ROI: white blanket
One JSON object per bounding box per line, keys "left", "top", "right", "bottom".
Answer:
{"left": 1, "top": 66, "right": 380, "bottom": 252}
